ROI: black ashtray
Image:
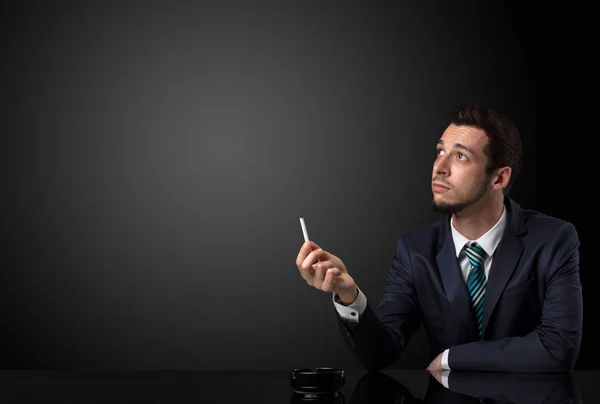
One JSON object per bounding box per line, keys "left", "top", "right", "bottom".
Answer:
{"left": 290, "top": 367, "right": 345, "bottom": 402}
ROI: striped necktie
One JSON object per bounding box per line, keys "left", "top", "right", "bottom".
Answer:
{"left": 464, "top": 242, "right": 487, "bottom": 337}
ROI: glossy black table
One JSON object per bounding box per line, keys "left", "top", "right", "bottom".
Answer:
{"left": 1, "top": 369, "right": 597, "bottom": 402}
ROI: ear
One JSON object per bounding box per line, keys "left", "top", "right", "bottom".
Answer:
{"left": 491, "top": 166, "right": 511, "bottom": 191}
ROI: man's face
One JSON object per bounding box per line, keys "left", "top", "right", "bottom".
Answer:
{"left": 431, "top": 124, "right": 492, "bottom": 214}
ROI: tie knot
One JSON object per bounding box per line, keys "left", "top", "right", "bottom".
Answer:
{"left": 465, "top": 242, "right": 486, "bottom": 266}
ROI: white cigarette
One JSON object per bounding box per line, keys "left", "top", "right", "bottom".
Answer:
{"left": 299, "top": 217, "right": 309, "bottom": 242}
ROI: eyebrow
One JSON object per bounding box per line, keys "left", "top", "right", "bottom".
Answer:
{"left": 437, "top": 139, "right": 475, "bottom": 155}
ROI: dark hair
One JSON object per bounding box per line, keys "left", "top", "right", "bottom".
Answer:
{"left": 450, "top": 103, "right": 523, "bottom": 194}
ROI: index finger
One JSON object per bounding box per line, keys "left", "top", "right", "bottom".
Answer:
{"left": 295, "top": 240, "right": 321, "bottom": 267}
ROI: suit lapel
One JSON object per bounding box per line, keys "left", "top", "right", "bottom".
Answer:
{"left": 481, "top": 196, "right": 526, "bottom": 336}
{"left": 436, "top": 216, "right": 478, "bottom": 338}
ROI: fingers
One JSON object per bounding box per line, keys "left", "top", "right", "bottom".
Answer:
{"left": 296, "top": 241, "right": 337, "bottom": 289}
{"left": 320, "top": 267, "right": 341, "bottom": 292}
{"left": 295, "top": 241, "right": 322, "bottom": 267}
{"left": 299, "top": 246, "right": 328, "bottom": 272}
{"left": 297, "top": 247, "right": 321, "bottom": 282}
{"left": 312, "top": 260, "right": 337, "bottom": 290}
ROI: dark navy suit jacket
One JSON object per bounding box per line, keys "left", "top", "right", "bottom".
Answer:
{"left": 337, "top": 196, "right": 583, "bottom": 372}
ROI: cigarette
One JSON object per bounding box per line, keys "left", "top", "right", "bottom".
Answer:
{"left": 299, "top": 217, "right": 309, "bottom": 242}
{"left": 299, "top": 217, "right": 316, "bottom": 261}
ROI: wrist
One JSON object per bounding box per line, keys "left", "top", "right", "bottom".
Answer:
{"left": 337, "top": 286, "right": 358, "bottom": 305}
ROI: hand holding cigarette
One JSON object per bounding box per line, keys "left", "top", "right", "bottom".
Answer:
{"left": 295, "top": 217, "right": 358, "bottom": 304}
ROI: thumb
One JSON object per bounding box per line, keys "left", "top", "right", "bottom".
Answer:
{"left": 329, "top": 268, "right": 354, "bottom": 291}
{"left": 329, "top": 267, "right": 349, "bottom": 281}
{"left": 306, "top": 241, "right": 331, "bottom": 260}
{"left": 307, "top": 240, "right": 321, "bottom": 250}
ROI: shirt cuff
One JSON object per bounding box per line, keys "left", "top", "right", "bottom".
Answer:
{"left": 441, "top": 348, "right": 450, "bottom": 370}
{"left": 333, "top": 286, "right": 367, "bottom": 323}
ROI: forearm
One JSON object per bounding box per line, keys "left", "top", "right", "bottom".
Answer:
{"left": 449, "top": 334, "right": 572, "bottom": 372}
{"left": 336, "top": 235, "right": 421, "bottom": 371}
{"left": 337, "top": 302, "right": 403, "bottom": 371}
{"left": 448, "top": 306, "right": 582, "bottom": 372}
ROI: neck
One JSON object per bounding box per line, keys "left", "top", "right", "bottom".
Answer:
{"left": 452, "top": 192, "right": 505, "bottom": 240}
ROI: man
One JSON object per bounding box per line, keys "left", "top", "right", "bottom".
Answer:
{"left": 295, "top": 104, "right": 582, "bottom": 372}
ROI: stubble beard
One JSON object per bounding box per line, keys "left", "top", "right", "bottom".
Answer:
{"left": 432, "top": 177, "right": 490, "bottom": 214}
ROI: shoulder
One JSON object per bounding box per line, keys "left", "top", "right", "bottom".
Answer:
{"left": 519, "top": 208, "right": 580, "bottom": 269}
{"left": 395, "top": 217, "right": 445, "bottom": 255}
{"left": 521, "top": 208, "right": 579, "bottom": 243}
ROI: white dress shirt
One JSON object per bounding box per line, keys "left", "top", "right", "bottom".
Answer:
{"left": 333, "top": 205, "right": 507, "bottom": 386}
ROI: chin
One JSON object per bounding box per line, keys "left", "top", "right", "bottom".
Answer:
{"left": 433, "top": 194, "right": 452, "bottom": 204}
{"left": 432, "top": 198, "right": 464, "bottom": 214}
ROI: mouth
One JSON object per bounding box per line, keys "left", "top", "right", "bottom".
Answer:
{"left": 432, "top": 182, "right": 450, "bottom": 192}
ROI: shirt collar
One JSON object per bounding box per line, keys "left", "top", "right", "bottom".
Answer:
{"left": 450, "top": 204, "right": 507, "bottom": 258}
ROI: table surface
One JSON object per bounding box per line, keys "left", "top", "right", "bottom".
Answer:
{"left": 1, "top": 369, "right": 598, "bottom": 402}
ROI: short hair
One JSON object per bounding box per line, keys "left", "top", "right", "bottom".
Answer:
{"left": 450, "top": 103, "right": 523, "bottom": 194}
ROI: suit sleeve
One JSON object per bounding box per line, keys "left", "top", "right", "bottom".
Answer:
{"left": 336, "top": 236, "right": 422, "bottom": 371}
{"left": 448, "top": 222, "right": 583, "bottom": 372}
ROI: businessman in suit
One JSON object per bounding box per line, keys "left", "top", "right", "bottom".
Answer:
{"left": 295, "top": 103, "right": 582, "bottom": 372}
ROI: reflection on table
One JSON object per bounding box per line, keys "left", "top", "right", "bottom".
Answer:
{"left": 0, "top": 369, "right": 592, "bottom": 403}
{"left": 348, "top": 370, "right": 582, "bottom": 404}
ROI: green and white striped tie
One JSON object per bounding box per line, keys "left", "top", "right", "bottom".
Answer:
{"left": 464, "top": 242, "right": 487, "bottom": 337}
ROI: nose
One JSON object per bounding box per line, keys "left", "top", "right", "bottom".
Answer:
{"left": 433, "top": 154, "right": 449, "bottom": 177}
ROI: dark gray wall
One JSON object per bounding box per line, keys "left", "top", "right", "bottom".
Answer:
{"left": 3, "top": 1, "right": 592, "bottom": 369}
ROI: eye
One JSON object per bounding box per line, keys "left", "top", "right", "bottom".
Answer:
{"left": 457, "top": 153, "right": 468, "bottom": 161}
{"left": 436, "top": 148, "right": 444, "bottom": 155}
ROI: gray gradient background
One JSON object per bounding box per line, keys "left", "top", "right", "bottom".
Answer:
{"left": 3, "top": 1, "right": 593, "bottom": 369}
